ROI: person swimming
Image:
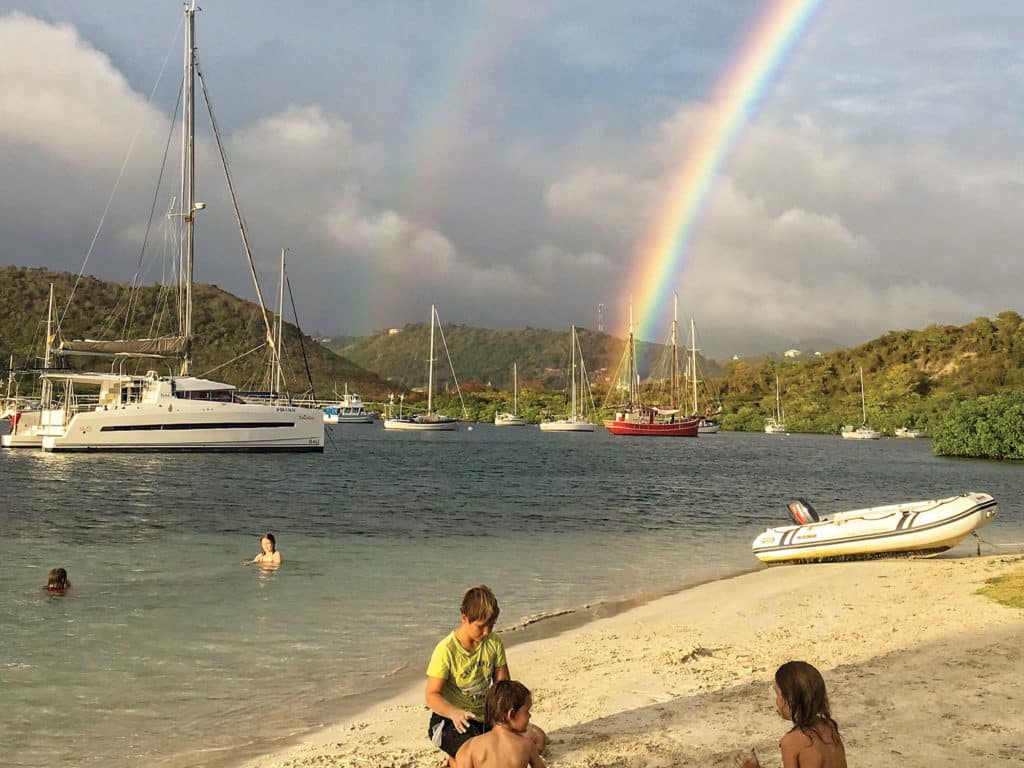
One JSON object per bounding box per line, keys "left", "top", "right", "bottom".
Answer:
{"left": 251, "top": 533, "right": 282, "bottom": 567}
{"left": 46, "top": 567, "right": 71, "bottom": 593}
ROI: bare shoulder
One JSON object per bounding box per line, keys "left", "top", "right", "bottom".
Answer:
{"left": 454, "top": 735, "right": 483, "bottom": 768}
{"left": 780, "top": 728, "right": 810, "bottom": 751}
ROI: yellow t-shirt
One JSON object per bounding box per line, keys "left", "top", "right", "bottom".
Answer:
{"left": 426, "top": 631, "right": 507, "bottom": 720}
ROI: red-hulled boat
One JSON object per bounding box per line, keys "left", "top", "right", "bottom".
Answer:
{"left": 604, "top": 406, "right": 700, "bottom": 436}
{"left": 603, "top": 296, "right": 700, "bottom": 437}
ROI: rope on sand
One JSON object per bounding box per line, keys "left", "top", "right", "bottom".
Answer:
{"left": 973, "top": 532, "right": 1024, "bottom": 556}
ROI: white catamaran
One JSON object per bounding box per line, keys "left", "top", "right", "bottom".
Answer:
{"left": 2, "top": 3, "right": 323, "bottom": 452}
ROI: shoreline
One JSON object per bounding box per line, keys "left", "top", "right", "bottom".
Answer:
{"left": 236, "top": 553, "right": 1023, "bottom": 768}
{"left": 186, "top": 564, "right": 763, "bottom": 768}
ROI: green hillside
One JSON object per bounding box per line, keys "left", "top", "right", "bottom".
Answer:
{"left": 0, "top": 266, "right": 388, "bottom": 398}
{"left": 3, "top": 266, "right": 1021, "bottom": 440}
{"left": 715, "top": 313, "right": 1024, "bottom": 435}
{"left": 329, "top": 326, "right": 722, "bottom": 391}
{"left": 335, "top": 313, "right": 1023, "bottom": 438}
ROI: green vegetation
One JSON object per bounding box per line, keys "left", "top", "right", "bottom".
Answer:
{"left": 931, "top": 390, "right": 1024, "bottom": 460}
{"left": 978, "top": 565, "right": 1024, "bottom": 609}
{"left": 3, "top": 266, "right": 1023, "bottom": 459}
{"left": 0, "top": 266, "right": 388, "bottom": 398}
{"left": 331, "top": 325, "right": 719, "bottom": 391}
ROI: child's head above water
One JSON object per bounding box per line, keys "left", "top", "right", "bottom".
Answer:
{"left": 485, "top": 680, "right": 533, "bottom": 730}
{"left": 461, "top": 584, "right": 500, "bottom": 625}
{"left": 46, "top": 567, "right": 70, "bottom": 592}
{"left": 774, "top": 660, "right": 835, "bottom": 731}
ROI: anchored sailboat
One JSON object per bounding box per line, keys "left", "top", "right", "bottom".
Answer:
{"left": 495, "top": 363, "right": 527, "bottom": 426}
{"left": 539, "top": 326, "right": 595, "bottom": 432}
{"left": 604, "top": 300, "right": 699, "bottom": 437}
{"left": 2, "top": 3, "right": 323, "bottom": 452}
{"left": 686, "top": 317, "right": 721, "bottom": 433}
{"left": 383, "top": 305, "right": 463, "bottom": 431}
{"left": 765, "top": 375, "right": 786, "bottom": 434}
{"left": 841, "top": 366, "right": 880, "bottom": 440}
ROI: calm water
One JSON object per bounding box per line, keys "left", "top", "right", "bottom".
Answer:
{"left": 1, "top": 427, "right": 1021, "bottom": 768}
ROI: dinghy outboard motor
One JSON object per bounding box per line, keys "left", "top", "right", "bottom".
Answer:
{"left": 788, "top": 498, "right": 820, "bottom": 525}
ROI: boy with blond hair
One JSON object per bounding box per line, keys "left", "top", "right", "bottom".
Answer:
{"left": 426, "top": 585, "right": 546, "bottom": 766}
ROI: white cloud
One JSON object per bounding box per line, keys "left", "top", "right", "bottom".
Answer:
{"left": 0, "top": 12, "right": 167, "bottom": 171}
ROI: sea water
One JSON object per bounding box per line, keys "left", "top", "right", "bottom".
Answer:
{"left": 1, "top": 427, "right": 1021, "bottom": 767}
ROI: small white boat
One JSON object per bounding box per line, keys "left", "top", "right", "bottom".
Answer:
{"left": 752, "top": 492, "right": 998, "bottom": 564}
{"left": 764, "top": 375, "right": 786, "bottom": 434}
{"left": 840, "top": 366, "right": 879, "bottom": 439}
{"left": 895, "top": 426, "right": 926, "bottom": 438}
{"left": 698, "top": 417, "right": 720, "bottom": 434}
{"left": 323, "top": 386, "right": 376, "bottom": 424}
{"left": 494, "top": 363, "right": 527, "bottom": 427}
{"left": 841, "top": 425, "right": 882, "bottom": 440}
{"left": 384, "top": 413, "right": 457, "bottom": 431}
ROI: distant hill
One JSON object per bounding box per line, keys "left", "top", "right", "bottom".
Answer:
{"left": 327, "top": 326, "right": 723, "bottom": 391}
{"left": 0, "top": 266, "right": 389, "bottom": 398}
{"left": 716, "top": 313, "right": 1024, "bottom": 434}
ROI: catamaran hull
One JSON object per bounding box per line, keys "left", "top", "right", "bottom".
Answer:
{"left": 37, "top": 403, "right": 324, "bottom": 452}
{"left": 752, "top": 493, "right": 998, "bottom": 563}
{"left": 2, "top": 409, "right": 46, "bottom": 448}
{"left": 603, "top": 417, "right": 699, "bottom": 436}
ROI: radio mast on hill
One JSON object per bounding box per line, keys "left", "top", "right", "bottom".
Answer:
{"left": 597, "top": 303, "right": 605, "bottom": 332}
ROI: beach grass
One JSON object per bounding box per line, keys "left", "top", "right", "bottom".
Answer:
{"left": 978, "top": 563, "right": 1024, "bottom": 609}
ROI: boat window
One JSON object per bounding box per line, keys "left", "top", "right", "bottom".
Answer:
{"left": 174, "top": 389, "right": 234, "bottom": 402}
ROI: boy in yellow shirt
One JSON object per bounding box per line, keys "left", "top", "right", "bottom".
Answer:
{"left": 425, "top": 585, "right": 545, "bottom": 766}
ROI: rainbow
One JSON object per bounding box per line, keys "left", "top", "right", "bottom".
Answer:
{"left": 629, "top": 0, "right": 825, "bottom": 342}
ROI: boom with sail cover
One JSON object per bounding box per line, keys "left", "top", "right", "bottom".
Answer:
{"left": 59, "top": 336, "right": 187, "bottom": 358}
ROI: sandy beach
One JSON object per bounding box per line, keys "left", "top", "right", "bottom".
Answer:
{"left": 242, "top": 555, "right": 1023, "bottom": 768}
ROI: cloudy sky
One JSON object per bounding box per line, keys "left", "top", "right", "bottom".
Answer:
{"left": 1, "top": 1, "right": 1022, "bottom": 357}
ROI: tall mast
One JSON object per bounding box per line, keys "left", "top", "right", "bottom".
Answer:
{"left": 274, "top": 248, "right": 286, "bottom": 398}
{"left": 860, "top": 366, "right": 866, "bottom": 424}
{"left": 628, "top": 303, "right": 638, "bottom": 404}
{"left": 670, "top": 293, "right": 678, "bottom": 410}
{"left": 775, "top": 375, "right": 782, "bottom": 420}
{"left": 513, "top": 362, "right": 518, "bottom": 416}
{"left": 41, "top": 283, "right": 54, "bottom": 407}
{"left": 690, "top": 317, "right": 699, "bottom": 417}
{"left": 427, "top": 305, "right": 436, "bottom": 415}
{"left": 570, "top": 326, "right": 577, "bottom": 419}
{"left": 180, "top": 0, "right": 198, "bottom": 376}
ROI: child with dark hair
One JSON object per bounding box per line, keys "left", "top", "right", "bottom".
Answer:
{"left": 739, "top": 660, "right": 847, "bottom": 768}
{"left": 252, "top": 532, "right": 282, "bottom": 566}
{"left": 46, "top": 567, "right": 71, "bottom": 592}
{"left": 455, "top": 680, "right": 546, "bottom": 768}
{"left": 425, "top": 586, "right": 546, "bottom": 766}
